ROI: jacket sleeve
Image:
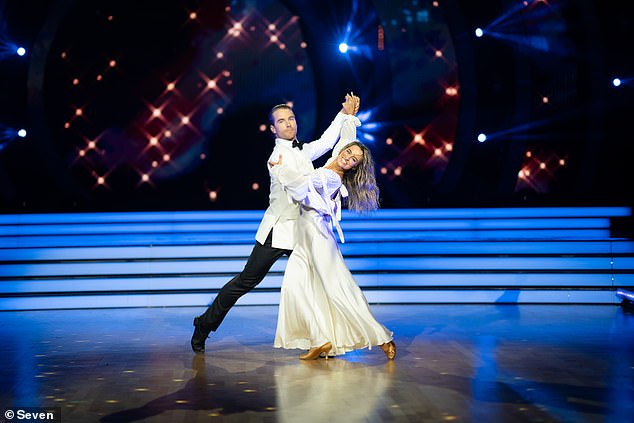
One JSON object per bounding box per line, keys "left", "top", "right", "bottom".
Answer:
{"left": 269, "top": 163, "right": 310, "bottom": 204}
{"left": 302, "top": 113, "right": 360, "bottom": 161}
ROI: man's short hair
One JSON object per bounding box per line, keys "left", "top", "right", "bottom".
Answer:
{"left": 269, "top": 104, "right": 293, "bottom": 124}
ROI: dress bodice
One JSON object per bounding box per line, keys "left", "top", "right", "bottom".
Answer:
{"left": 310, "top": 168, "right": 342, "bottom": 199}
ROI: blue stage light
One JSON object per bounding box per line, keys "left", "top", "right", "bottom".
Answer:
{"left": 616, "top": 289, "right": 634, "bottom": 311}
{"left": 612, "top": 78, "right": 621, "bottom": 87}
{"left": 475, "top": 28, "right": 484, "bottom": 38}
{"left": 478, "top": 133, "right": 487, "bottom": 142}
{"left": 617, "top": 288, "right": 634, "bottom": 301}
{"left": 338, "top": 42, "right": 349, "bottom": 53}
{"left": 18, "top": 129, "right": 27, "bottom": 138}
{"left": 16, "top": 47, "right": 26, "bottom": 56}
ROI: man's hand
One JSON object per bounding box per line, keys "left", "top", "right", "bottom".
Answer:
{"left": 269, "top": 154, "right": 283, "bottom": 167}
{"left": 341, "top": 92, "right": 360, "bottom": 116}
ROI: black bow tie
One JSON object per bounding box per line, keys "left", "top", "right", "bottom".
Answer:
{"left": 292, "top": 139, "right": 304, "bottom": 150}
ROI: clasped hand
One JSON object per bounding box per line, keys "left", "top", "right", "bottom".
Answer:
{"left": 342, "top": 92, "right": 360, "bottom": 115}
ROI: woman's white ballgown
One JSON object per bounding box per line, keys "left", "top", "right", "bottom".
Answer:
{"left": 272, "top": 119, "right": 393, "bottom": 356}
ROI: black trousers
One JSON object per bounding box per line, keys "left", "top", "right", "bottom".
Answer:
{"left": 197, "top": 230, "right": 291, "bottom": 332}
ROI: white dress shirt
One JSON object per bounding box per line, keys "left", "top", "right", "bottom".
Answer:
{"left": 255, "top": 112, "right": 359, "bottom": 250}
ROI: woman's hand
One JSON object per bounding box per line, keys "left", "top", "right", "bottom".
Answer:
{"left": 341, "top": 92, "right": 360, "bottom": 115}
{"left": 269, "top": 154, "right": 283, "bottom": 167}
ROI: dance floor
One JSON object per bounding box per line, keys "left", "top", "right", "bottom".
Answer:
{"left": 1, "top": 304, "right": 633, "bottom": 422}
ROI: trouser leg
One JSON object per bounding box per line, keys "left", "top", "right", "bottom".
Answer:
{"left": 197, "top": 231, "right": 290, "bottom": 332}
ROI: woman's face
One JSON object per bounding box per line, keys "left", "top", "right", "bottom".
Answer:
{"left": 336, "top": 145, "right": 364, "bottom": 171}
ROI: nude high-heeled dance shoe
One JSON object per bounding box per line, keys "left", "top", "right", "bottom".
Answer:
{"left": 380, "top": 341, "right": 396, "bottom": 360}
{"left": 299, "top": 342, "right": 332, "bottom": 360}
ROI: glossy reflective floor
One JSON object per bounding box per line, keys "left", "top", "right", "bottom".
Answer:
{"left": 1, "top": 304, "right": 633, "bottom": 422}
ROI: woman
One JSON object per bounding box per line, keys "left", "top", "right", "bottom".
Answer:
{"left": 268, "top": 116, "right": 396, "bottom": 360}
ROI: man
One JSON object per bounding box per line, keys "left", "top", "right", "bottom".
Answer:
{"left": 191, "top": 93, "right": 361, "bottom": 353}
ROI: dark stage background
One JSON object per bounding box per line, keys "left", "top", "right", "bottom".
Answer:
{"left": 0, "top": 0, "right": 632, "bottom": 212}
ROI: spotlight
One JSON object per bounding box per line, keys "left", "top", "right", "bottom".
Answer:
{"left": 16, "top": 47, "right": 26, "bottom": 56}
{"left": 475, "top": 28, "right": 484, "bottom": 38}
{"left": 477, "top": 133, "right": 487, "bottom": 143}
{"left": 338, "top": 42, "right": 349, "bottom": 54}
{"left": 17, "top": 129, "right": 27, "bottom": 138}
{"left": 612, "top": 78, "right": 621, "bottom": 87}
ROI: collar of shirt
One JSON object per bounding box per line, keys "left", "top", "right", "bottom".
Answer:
{"left": 272, "top": 137, "right": 313, "bottom": 173}
{"left": 274, "top": 138, "right": 296, "bottom": 148}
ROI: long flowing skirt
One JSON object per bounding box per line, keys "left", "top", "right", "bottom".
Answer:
{"left": 273, "top": 208, "right": 393, "bottom": 356}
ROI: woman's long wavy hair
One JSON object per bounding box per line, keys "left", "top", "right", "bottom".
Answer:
{"left": 341, "top": 141, "right": 380, "bottom": 213}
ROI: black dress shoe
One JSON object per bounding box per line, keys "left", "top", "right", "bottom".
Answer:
{"left": 191, "top": 316, "right": 209, "bottom": 354}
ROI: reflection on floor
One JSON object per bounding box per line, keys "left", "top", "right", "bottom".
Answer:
{"left": 1, "top": 304, "right": 633, "bottom": 422}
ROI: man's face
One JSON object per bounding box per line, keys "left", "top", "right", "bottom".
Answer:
{"left": 270, "top": 108, "right": 297, "bottom": 141}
